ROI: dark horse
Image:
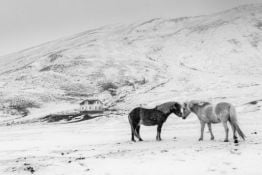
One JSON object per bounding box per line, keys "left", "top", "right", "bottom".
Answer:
{"left": 128, "top": 102, "right": 183, "bottom": 142}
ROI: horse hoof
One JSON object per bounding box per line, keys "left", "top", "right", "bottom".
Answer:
{"left": 234, "top": 140, "right": 238, "bottom": 144}
{"left": 198, "top": 138, "right": 203, "bottom": 141}
{"left": 211, "top": 137, "right": 215, "bottom": 140}
{"left": 224, "top": 139, "right": 229, "bottom": 142}
{"left": 139, "top": 139, "right": 143, "bottom": 142}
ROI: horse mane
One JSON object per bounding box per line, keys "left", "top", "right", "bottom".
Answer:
{"left": 189, "top": 100, "right": 211, "bottom": 108}
{"left": 155, "top": 102, "right": 179, "bottom": 114}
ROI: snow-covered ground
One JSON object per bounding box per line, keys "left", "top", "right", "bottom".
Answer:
{"left": 0, "top": 101, "right": 262, "bottom": 175}
{"left": 1, "top": 3, "right": 262, "bottom": 175}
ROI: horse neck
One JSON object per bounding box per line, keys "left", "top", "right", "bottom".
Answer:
{"left": 164, "top": 110, "right": 174, "bottom": 117}
{"left": 187, "top": 104, "right": 198, "bottom": 115}
{"left": 190, "top": 105, "right": 205, "bottom": 117}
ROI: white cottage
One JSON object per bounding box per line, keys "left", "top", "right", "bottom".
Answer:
{"left": 80, "top": 99, "right": 103, "bottom": 112}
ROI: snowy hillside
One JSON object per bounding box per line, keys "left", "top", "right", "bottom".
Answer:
{"left": 1, "top": 3, "right": 262, "bottom": 175}
{"left": 0, "top": 3, "right": 262, "bottom": 117}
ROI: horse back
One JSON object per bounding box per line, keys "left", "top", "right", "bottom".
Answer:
{"left": 199, "top": 105, "right": 219, "bottom": 123}
{"left": 141, "top": 108, "right": 165, "bottom": 126}
{"left": 215, "top": 102, "right": 231, "bottom": 115}
{"left": 129, "top": 107, "right": 165, "bottom": 126}
{"left": 197, "top": 102, "right": 232, "bottom": 123}
{"left": 200, "top": 105, "right": 221, "bottom": 123}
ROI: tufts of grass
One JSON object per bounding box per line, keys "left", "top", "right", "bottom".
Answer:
{"left": 99, "top": 82, "right": 118, "bottom": 96}
{"left": 3, "top": 97, "right": 40, "bottom": 117}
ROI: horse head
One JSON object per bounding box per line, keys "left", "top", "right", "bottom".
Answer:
{"left": 182, "top": 102, "right": 192, "bottom": 119}
{"left": 182, "top": 100, "right": 211, "bottom": 119}
{"left": 169, "top": 102, "right": 183, "bottom": 118}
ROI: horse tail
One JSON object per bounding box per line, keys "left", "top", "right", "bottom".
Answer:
{"left": 229, "top": 105, "right": 246, "bottom": 140}
{"left": 128, "top": 113, "right": 140, "bottom": 138}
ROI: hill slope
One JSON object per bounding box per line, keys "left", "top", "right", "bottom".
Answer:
{"left": 0, "top": 4, "right": 262, "bottom": 117}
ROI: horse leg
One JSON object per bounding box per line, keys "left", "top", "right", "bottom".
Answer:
{"left": 136, "top": 125, "right": 143, "bottom": 141}
{"left": 229, "top": 121, "right": 238, "bottom": 143}
{"left": 130, "top": 122, "right": 137, "bottom": 142}
{"left": 199, "top": 121, "right": 205, "bottom": 141}
{"left": 207, "top": 123, "right": 215, "bottom": 140}
{"left": 131, "top": 126, "right": 135, "bottom": 142}
{"left": 222, "top": 122, "right": 229, "bottom": 142}
{"left": 156, "top": 124, "right": 163, "bottom": 141}
{"left": 131, "top": 121, "right": 143, "bottom": 141}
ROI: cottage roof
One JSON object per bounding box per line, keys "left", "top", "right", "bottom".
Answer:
{"left": 80, "top": 99, "right": 102, "bottom": 105}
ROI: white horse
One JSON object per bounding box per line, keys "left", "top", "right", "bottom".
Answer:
{"left": 182, "top": 100, "right": 245, "bottom": 143}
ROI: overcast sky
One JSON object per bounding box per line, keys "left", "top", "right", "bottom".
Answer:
{"left": 0, "top": 0, "right": 261, "bottom": 56}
